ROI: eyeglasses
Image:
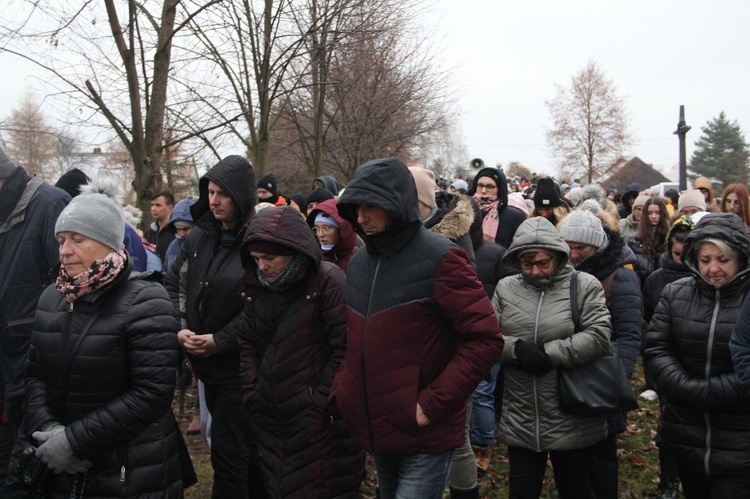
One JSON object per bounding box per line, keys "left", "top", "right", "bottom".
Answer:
{"left": 476, "top": 183, "right": 497, "bottom": 192}
{"left": 312, "top": 224, "right": 336, "bottom": 235}
{"left": 518, "top": 257, "right": 554, "bottom": 271}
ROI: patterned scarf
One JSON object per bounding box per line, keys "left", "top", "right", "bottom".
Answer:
{"left": 256, "top": 252, "right": 310, "bottom": 293}
{"left": 475, "top": 195, "right": 500, "bottom": 243}
{"left": 56, "top": 250, "right": 127, "bottom": 303}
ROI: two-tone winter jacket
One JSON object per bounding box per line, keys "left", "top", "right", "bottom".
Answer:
{"left": 645, "top": 213, "right": 750, "bottom": 479}
{"left": 0, "top": 167, "right": 70, "bottom": 401}
{"left": 575, "top": 227, "right": 642, "bottom": 436}
{"left": 306, "top": 198, "right": 358, "bottom": 271}
{"left": 165, "top": 155, "right": 256, "bottom": 385}
{"left": 494, "top": 217, "right": 611, "bottom": 452}
{"left": 237, "top": 207, "right": 364, "bottom": 498}
{"left": 333, "top": 158, "right": 504, "bottom": 455}
{"left": 25, "top": 260, "right": 185, "bottom": 497}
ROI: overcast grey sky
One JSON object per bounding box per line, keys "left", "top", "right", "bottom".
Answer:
{"left": 2, "top": 0, "right": 748, "bottom": 179}
{"left": 426, "top": 0, "right": 750, "bottom": 177}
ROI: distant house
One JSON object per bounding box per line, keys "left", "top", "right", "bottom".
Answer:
{"left": 597, "top": 156, "right": 670, "bottom": 191}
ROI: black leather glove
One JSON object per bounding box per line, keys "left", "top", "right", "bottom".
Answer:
{"left": 514, "top": 340, "right": 554, "bottom": 375}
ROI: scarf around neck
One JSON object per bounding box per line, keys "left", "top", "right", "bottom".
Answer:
{"left": 56, "top": 250, "right": 127, "bottom": 303}
{"left": 256, "top": 252, "right": 310, "bottom": 292}
{"left": 475, "top": 196, "right": 500, "bottom": 243}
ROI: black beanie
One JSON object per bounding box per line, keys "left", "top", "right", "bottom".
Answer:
{"left": 534, "top": 178, "right": 561, "bottom": 208}
{"left": 257, "top": 173, "right": 277, "bottom": 196}
{"left": 55, "top": 168, "right": 91, "bottom": 198}
{"left": 306, "top": 188, "right": 335, "bottom": 205}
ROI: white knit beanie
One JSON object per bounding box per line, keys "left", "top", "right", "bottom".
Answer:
{"left": 560, "top": 209, "right": 608, "bottom": 249}
{"left": 678, "top": 189, "right": 707, "bottom": 212}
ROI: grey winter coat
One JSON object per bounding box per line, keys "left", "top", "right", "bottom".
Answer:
{"left": 493, "top": 217, "right": 611, "bottom": 452}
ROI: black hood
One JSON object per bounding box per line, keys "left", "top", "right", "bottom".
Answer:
{"left": 337, "top": 157, "right": 421, "bottom": 256}
{"left": 468, "top": 167, "right": 508, "bottom": 208}
{"left": 191, "top": 155, "right": 256, "bottom": 228}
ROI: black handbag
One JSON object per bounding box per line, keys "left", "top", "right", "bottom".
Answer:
{"left": 17, "top": 443, "right": 51, "bottom": 492}
{"left": 557, "top": 271, "right": 638, "bottom": 416}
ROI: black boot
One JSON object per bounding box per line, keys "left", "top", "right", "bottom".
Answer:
{"left": 449, "top": 485, "right": 479, "bottom": 499}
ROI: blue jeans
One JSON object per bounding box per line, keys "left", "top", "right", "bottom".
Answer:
{"left": 471, "top": 362, "right": 500, "bottom": 446}
{"left": 375, "top": 450, "right": 454, "bottom": 499}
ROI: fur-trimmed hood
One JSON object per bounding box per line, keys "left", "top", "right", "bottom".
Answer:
{"left": 424, "top": 192, "right": 474, "bottom": 241}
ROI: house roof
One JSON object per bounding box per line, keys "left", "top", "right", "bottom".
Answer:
{"left": 598, "top": 156, "right": 670, "bottom": 190}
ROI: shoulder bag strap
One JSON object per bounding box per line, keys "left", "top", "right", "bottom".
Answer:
{"left": 570, "top": 270, "right": 579, "bottom": 331}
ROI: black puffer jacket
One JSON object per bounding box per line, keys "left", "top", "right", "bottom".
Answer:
{"left": 25, "top": 261, "right": 184, "bottom": 498}
{"left": 627, "top": 233, "right": 665, "bottom": 285}
{"left": 165, "top": 155, "right": 256, "bottom": 385}
{"left": 644, "top": 213, "right": 750, "bottom": 479}
{"left": 469, "top": 197, "right": 509, "bottom": 297}
{"left": 642, "top": 252, "right": 691, "bottom": 324}
{"left": 237, "top": 207, "right": 364, "bottom": 498}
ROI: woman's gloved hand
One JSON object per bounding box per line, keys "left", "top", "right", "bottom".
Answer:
{"left": 33, "top": 428, "right": 78, "bottom": 474}
{"left": 514, "top": 340, "right": 554, "bottom": 375}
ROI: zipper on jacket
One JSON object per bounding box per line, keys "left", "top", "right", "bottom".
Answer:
{"left": 702, "top": 288, "right": 721, "bottom": 477}
{"left": 533, "top": 290, "right": 545, "bottom": 452}
{"left": 361, "top": 258, "right": 381, "bottom": 452}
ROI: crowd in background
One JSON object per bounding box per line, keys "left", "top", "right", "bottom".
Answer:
{"left": 2, "top": 143, "right": 750, "bottom": 499}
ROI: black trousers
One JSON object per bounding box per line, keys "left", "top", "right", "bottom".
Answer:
{"left": 204, "top": 383, "right": 265, "bottom": 499}
{"left": 508, "top": 442, "right": 599, "bottom": 499}
{"left": 590, "top": 434, "right": 619, "bottom": 499}
{"left": 675, "top": 453, "right": 750, "bottom": 499}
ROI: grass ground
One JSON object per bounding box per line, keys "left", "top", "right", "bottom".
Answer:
{"left": 177, "top": 360, "right": 670, "bottom": 498}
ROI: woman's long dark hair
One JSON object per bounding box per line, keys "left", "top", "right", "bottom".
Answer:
{"left": 721, "top": 183, "right": 750, "bottom": 227}
{"left": 637, "top": 197, "right": 670, "bottom": 254}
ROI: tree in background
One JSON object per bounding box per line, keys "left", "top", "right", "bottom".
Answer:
{"left": 3, "top": 93, "right": 57, "bottom": 179}
{"left": 545, "top": 59, "right": 632, "bottom": 183}
{"left": 506, "top": 161, "right": 533, "bottom": 180}
{"left": 690, "top": 112, "right": 750, "bottom": 187}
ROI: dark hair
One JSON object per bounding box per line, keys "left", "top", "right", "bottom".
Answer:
{"left": 721, "top": 183, "right": 750, "bottom": 227}
{"left": 638, "top": 197, "right": 669, "bottom": 254}
{"left": 152, "top": 190, "right": 175, "bottom": 206}
{"left": 664, "top": 189, "right": 679, "bottom": 206}
{"left": 667, "top": 225, "right": 691, "bottom": 253}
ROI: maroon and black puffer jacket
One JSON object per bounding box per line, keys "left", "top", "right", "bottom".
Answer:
{"left": 237, "top": 206, "right": 364, "bottom": 498}
{"left": 333, "top": 157, "right": 504, "bottom": 455}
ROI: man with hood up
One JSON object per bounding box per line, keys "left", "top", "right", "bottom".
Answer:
{"left": 331, "top": 157, "right": 503, "bottom": 498}
{"left": 165, "top": 155, "right": 262, "bottom": 498}
{"left": 312, "top": 175, "right": 341, "bottom": 196}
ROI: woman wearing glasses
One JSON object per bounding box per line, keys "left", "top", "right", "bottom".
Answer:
{"left": 468, "top": 167, "right": 527, "bottom": 249}
{"left": 306, "top": 198, "right": 359, "bottom": 272}
{"left": 492, "top": 216, "right": 612, "bottom": 498}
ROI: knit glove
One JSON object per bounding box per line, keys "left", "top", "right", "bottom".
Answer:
{"left": 514, "top": 340, "right": 554, "bottom": 375}
{"left": 33, "top": 428, "right": 77, "bottom": 475}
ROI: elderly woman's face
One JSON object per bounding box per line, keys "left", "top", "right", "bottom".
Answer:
{"left": 518, "top": 250, "right": 558, "bottom": 277}
{"left": 57, "top": 231, "right": 113, "bottom": 276}
{"left": 697, "top": 242, "right": 740, "bottom": 287}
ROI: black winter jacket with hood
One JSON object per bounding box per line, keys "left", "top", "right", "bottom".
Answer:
{"left": 468, "top": 197, "right": 509, "bottom": 297}
{"left": 645, "top": 213, "right": 750, "bottom": 480}
{"left": 165, "top": 155, "right": 256, "bottom": 385}
{"left": 237, "top": 206, "right": 364, "bottom": 498}
{"left": 26, "top": 259, "right": 185, "bottom": 498}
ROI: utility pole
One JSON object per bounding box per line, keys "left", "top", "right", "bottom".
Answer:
{"left": 674, "top": 105, "right": 691, "bottom": 191}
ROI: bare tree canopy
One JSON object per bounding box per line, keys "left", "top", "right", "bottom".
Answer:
{"left": 545, "top": 59, "right": 631, "bottom": 183}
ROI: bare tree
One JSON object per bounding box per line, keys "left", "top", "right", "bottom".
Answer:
{"left": 0, "top": 0, "right": 220, "bottom": 220}
{"left": 4, "top": 93, "right": 57, "bottom": 179}
{"left": 545, "top": 59, "right": 632, "bottom": 183}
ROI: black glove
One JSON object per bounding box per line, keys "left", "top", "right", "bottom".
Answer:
{"left": 514, "top": 340, "right": 554, "bottom": 375}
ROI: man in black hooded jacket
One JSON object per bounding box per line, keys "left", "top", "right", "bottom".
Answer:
{"left": 165, "top": 155, "right": 262, "bottom": 498}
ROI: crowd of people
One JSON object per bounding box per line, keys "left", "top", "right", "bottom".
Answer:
{"left": 2, "top": 143, "right": 750, "bottom": 498}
